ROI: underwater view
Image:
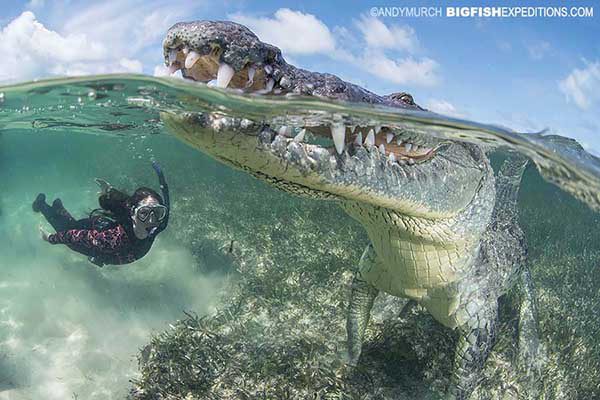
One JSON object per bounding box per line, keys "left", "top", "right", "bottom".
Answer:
{"left": 0, "top": 73, "right": 598, "bottom": 399}
{"left": 1, "top": 3, "right": 600, "bottom": 400}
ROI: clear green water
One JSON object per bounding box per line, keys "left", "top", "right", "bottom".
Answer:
{"left": 0, "top": 75, "right": 599, "bottom": 399}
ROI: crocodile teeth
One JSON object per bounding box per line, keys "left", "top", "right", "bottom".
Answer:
{"left": 266, "top": 78, "right": 275, "bottom": 92}
{"left": 293, "top": 129, "right": 306, "bottom": 142}
{"left": 365, "top": 129, "right": 375, "bottom": 146}
{"left": 397, "top": 138, "right": 403, "bottom": 146}
{"left": 246, "top": 66, "right": 256, "bottom": 87}
{"left": 216, "top": 63, "right": 235, "bottom": 88}
{"left": 331, "top": 123, "right": 346, "bottom": 154}
{"left": 386, "top": 133, "right": 394, "bottom": 143}
{"left": 375, "top": 125, "right": 382, "bottom": 134}
{"left": 408, "top": 158, "right": 415, "bottom": 165}
{"left": 264, "top": 65, "right": 273, "bottom": 75}
{"left": 278, "top": 125, "right": 291, "bottom": 136}
{"left": 354, "top": 132, "right": 363, "bottom": 145}
{"left": 182, "top": 47, "right": 190, "bottom": 55}
{"left": 379, "top": 144, "right": 386, "bottom": 155}
{"left": 388, "top": 152, "right": 397, "bottom": 162}
{"left": 185, "top": 51, "right": 201, "bottom": 69}
{"left": 404, "top": 143, "right": 413, "bottom": 152}
{"left": 168, "top": 49, "right": 178, "bottom": 63}
{"left": 413, "top": 144, "right": 420, "bottom": 152}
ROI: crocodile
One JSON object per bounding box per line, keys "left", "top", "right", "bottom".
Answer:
{"left": 160, "top": 20, "right": 541, "bottom": 399}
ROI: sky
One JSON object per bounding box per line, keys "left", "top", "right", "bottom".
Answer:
{"left": 1, "top": 0, "right": 599, "bottom": 152}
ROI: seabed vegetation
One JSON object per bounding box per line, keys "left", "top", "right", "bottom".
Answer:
{"left": 130, "top": 158, "right": 600, "bottom": 400}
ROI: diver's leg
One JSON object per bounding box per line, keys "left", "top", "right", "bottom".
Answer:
{"left": 449, "top": 302, "right": 498, "bottom": 400}
{"left": 346, "top": 244, "right": 380, "bottom": 365}
{"left": 50, "top": 199, "right": 77, "bottom": 227}
{"left": 33, "top": 194, "right": 78, "bottom": 232}
{"left": 32, "top": 193, "right": 49, "bottom": 213}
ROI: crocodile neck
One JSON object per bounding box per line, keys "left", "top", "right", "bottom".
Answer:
{"left": 339, "top": 168, "right": 495, "bottom": 297}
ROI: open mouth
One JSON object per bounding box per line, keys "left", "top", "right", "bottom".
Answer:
{"left": 165, "top": 42, "right": 440, "bottom": 166}
{"left": 165, "top": 45, "right": 275, "bottom": 92}
{"left": 267, "top": 124, "right": 441, "bottom": 166}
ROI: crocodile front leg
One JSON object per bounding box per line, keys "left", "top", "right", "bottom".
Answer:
{"left": 449, "top": 303, "right": 499, "bottom": 399}
{"left": 346, "top": 244, "right": 379, "bottom": 365}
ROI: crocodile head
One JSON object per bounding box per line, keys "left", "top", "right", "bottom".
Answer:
{"left": 162, "top": 21, "right": 490, "bottom": 219}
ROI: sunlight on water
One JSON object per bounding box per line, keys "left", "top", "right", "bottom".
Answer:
{"left": 0, "top": 74, "right": 599, "bottom": 399}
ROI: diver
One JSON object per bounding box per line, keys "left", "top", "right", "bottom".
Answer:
{"left": 32, "top": 161, "right": 169, "bottom": 267}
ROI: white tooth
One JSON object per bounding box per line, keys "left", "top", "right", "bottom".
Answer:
{"left": 278, "top": 126, "right": 288, "bottom": 136}
{"left": 182, "top": 47, "right": 190, "bottom": 55}
{"left": 386, "top": 133, "right": 394, "bottom": 144}
{"left": 388, "top": 152, "right": 396, "bottom": 162}
{"left": 264, "top": 65, "right": 273, "bottom": 75}
{"left": 216, "top": 63, "right": 235, "bottom": 88}
{"left": 266, "top": 78, "right": 275, "bottom": 92}
{"left": 354, "top": 132, "right": 363, "bottom": 145}
{"left": 398, "top": 158, "right": 407, "bottom": 165}
{"left": 184, "top": 51, "right": 201, "bottom": 69}
{"left": 254, "top": 78, "right": 275, "bottom": 94}
{"left": 375, "top": 125, "right": 382, "bottom": 134}
{"left": 331, "top": 123, "right": 346, "bottom": 155}
{"left": 365, "top": 129, "right": 375, "bottom": 146}
{"left": 404, "top": 143, "right": 413, "bottom": 152}
{"left": 246, "top": 66, "right": 256, "bottom": 86}
{"left": 379, "top": 144, "right": 386, "bottom": 155}
{"left": 397, "top": 138, "right": 403, "bottom": 146}
{"left": 350, "top": 125, "right": 356, "bottom": 133}
{"left": 168, "top": 49, "right": 178, "bottom": 63}
{"left": 408, "top": 158, "right": 415, "bottom": 165}
{"left": 167, "top": 64, "right": 180, "bottom": 74}
{"left": 413, "top": 144, "right": 420, "bottom": 152}
{"left": 293, "top": 129, "right": 306, "bottom": 142}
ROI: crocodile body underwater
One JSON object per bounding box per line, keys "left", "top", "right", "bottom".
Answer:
{"left": 160, "top": 20, "right": 541, "bottom": 399}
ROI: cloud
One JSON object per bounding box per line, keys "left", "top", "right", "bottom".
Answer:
{"left": 527, "top": 41, "right": 551, "bottom": 60}
{"left": 424, "top": 99, "right": 465, "bottom": 118}
{"left": 559, "top": 60, "right": 600, "bottom": 110}
{"left": 360, "top": 52, "right": 439, "bottom": 87}
{"left": 62, "top": 1, "right": 195, "bottom": 54}
{"left": 232, "top": 9, "right": 439, "bottom": 87}
{"left": 0, "top": 1, "right": 199, "bottom": 83}
{"left": 355, "top": 16, "right": 418, "bottom": 52}
{"left": 230, "top": 8, "right": 336, "bottom": 54}
{"left": 0, "top": 11, "right": 117, "bottom": 82}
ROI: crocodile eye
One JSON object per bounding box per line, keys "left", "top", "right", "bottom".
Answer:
{"left": 399, "top": 93, "right": 415, "bottom": 105}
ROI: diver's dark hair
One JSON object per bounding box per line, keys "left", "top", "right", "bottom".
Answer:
{"left": 127, "top": 187, "right": 164, "bottom": 209}
{"left": 89, "top": 187, "right": 164, "bottom": 223}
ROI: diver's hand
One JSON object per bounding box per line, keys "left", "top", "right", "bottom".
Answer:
{"left": 39, "top": 225, "right": 50, "bottom": 242}
{"left": 95, "top": 178, "right": 112, "bottom": 196}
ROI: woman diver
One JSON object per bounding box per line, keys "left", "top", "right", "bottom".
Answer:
{"left": 32, "top": 161, "right": 169, "bottom": 267}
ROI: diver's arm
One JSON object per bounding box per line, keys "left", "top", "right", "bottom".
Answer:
{"left": 99, "top": 188, "right": 130, "bottom": 215}
{"left": 152, "top": 161, "right": 170, "bottom": 228}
